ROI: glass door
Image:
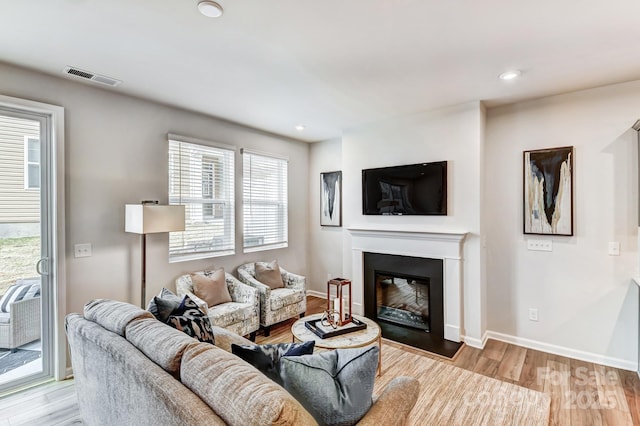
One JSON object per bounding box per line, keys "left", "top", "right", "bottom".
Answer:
{"left": 0, "top": 107, "right": 53, "bottom": 393}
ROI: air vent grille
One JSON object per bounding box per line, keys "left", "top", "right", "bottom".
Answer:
{"left": 63, "top": 66, "right": 121, "bottom": 87}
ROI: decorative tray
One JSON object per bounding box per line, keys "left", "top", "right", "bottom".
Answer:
{"left": 304, "top": 316, "right": 367, "bottom": 339}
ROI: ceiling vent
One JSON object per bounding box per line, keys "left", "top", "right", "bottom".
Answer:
{"left": 63, "top": 66, "right": 121, "bottom": 87}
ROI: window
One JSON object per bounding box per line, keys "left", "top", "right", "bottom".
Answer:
{"left": 242, "top": 149, "right": 288, "bottom": 252}
{"left": 168, "top": 135, "right": 235, "bottom": 261}
{"left": 24, "top": 137, "right": 40, "bottom": 189}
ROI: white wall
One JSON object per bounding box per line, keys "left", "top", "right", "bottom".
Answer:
{"left": 485, "top": 80, "right": 640, "bottom": 368}
{"left": 308, "top": 138, "right": 343, "bottom": 295}
{"left": 0, "top": 62, "right": 310, "bottom": 317}
{"left": 340, "top": 102, "right": 486, "bottom": 343}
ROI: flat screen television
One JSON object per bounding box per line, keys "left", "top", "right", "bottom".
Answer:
{"left": 362, "top": 161, "right": 447, "bottom": 215}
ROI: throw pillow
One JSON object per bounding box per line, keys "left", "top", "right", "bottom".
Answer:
{"left": 191, "top": 269, "right": 232, "bottom": 307}
{"left": 231, "top": 341, "right": 315, "bottom": 386}
{"left": 0, "top": 282, "right": 38, "bottom": 313}
{"left": 147, "top": 288, "right": 182, "bottom": 323}
{"left": 255, "top": 260, "right": 284, "bottom": 289}
{"left": 280, "top": 346, "right": 379, "bottom": 426}
{"left": 166, "top": 295, "right": 215, "bottom": 345}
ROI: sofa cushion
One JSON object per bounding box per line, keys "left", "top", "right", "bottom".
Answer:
{"left": 210, "top": 325, "right": 254, "bottom": 353}
{"left": 280, "top": 346, "right": 379, "bottom": 426}
{"left": 181, "top": 343, "right": 317, "bottom": 426}
{"left": 255, "top": 260, "right": 284, "bottom": 289}
{"left": 231, "top": 341, "right": 315, "bottom": 385}
{"left": 208, "top": 302, "right": 254, "bottom": 328}
{"left": 147, "top": 288, "right": 182, "bottom": 322}
{"left": 84, "top": 299, "right": 153, "bottom": 336}
{"left": 270, "top": 288, "right": 305, "bottom": 311}
{"left": 166, "top": 296, "right": 215, "bottom": 345}
{"left": 125, "top": 317, "right": 199, "bottom": 378}
{"left": 191, "top": 269, "right": 232, "bottom": 307}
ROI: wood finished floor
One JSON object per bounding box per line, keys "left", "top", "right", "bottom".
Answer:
{"left": 0, "top": 295, "right": 638, "bottom": 425}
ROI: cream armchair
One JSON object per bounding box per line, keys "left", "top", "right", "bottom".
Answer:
{"left": 176, "top": 271, "right": 259, "bottom": 340}
{"left": 237, "top": 262, "right": 306, "bottom": 337}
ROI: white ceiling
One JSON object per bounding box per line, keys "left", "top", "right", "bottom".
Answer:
{"left": 2, "top": 0, "right": 640, "bottom": 142}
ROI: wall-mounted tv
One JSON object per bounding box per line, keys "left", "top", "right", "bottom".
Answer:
{"left": 362, "top": 161, "right": 447, "bottom": 215}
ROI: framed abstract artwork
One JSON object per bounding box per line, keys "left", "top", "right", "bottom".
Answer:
{"left": 523, "top": 146, "right": 574, "bottom": 236}
{"left": 321, "top": 171, "right": 342, "bottom": 227}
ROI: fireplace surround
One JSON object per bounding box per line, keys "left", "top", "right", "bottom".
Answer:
{"left": 349, "top": 228, "right": 467, "bottom": 357}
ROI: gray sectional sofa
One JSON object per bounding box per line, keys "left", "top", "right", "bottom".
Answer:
{"left": 65, "top": 299, "right": 419, "bottom": 425}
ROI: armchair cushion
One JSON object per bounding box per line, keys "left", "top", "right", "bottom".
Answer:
{"left": 270, "top": 288, "right": 305, "bottom": 311}
{"left": 0, "top": 313, "right": 9, "bottom": 324}
{"left": 208, "top": 302, "right": 255, "bottom": 328}
{"left": 191, "top": 268, "right": 232, "bottom": 307}
{"left": 255, "top": 260, "right": 284, "bottom": 289}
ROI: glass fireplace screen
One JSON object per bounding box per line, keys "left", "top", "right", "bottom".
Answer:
{"left": 375, "top": 271, "right": 430, "bottom": 332}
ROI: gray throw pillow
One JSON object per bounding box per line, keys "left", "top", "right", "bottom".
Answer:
{"left": 280, "top": 346, "right": 379, "bottom": 426}
{"left": 147, "top": 288, "right": 182, "bottom": 323}
{"left": 231, "top": 340, "right": 315, "bottom": 385}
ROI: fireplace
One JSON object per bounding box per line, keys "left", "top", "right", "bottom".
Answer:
{"left": 363, "top": 252, "right": 462, "bottom": 358}
{"left": 375, "top": 271, "right": 431, "bottom": 332}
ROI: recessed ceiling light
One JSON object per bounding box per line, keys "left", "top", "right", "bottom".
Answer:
{"left": 198, "top": 1, "right": 223, "bottom": 18}
{"left": 499, "top": 70, "right": 522, "bottom": 80}
{"left": 295, "top": 124, "right": 306, "bottom": 131}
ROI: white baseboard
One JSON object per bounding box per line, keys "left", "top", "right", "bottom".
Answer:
{"left": 306, "top": 290, "right": 327, "bottom": 299}
{"left": 463, "top": 331, "right": 489, "bottom": 349}
{"left": 486, "top": 330, "right": 637, "bottom": 372}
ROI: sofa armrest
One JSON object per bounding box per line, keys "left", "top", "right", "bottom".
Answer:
{"left": 356, "top": 377, "right": 419, "bottom": 426}
{"left": 210, "top": 325, "right": 254, "bottom": 353}
{"left": 281, "top": 268, "right": 306, "bottom": 292}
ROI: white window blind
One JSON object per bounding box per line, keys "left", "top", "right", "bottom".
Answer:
{"left": 168, "top": 136, "right": 235, "bottom": 261}
{"left": 242, "top": 150, "right": 288, "bottom": 252}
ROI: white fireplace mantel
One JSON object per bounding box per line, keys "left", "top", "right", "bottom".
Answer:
{"left": 348, "top": 228, "right": 468, "bottom": 342}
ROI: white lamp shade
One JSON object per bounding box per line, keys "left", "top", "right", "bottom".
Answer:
{"left": 125, "top": 204, "right": 185, "bottom": 234}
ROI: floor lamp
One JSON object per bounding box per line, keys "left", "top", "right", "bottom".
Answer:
{"left": 125, "top": 201, "right": 185, "bottom": 308}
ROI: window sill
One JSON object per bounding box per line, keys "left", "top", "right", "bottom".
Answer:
{"left": 169, "top": 249, "right": 235, "bottom": 263}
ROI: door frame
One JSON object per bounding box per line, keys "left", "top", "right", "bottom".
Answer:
{"left": 0, "top": 95, "right": 66, "bottom": 383}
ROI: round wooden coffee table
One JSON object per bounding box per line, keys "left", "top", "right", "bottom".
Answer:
{"left": 291, "top": 313, "right": 382, "bottom": 375}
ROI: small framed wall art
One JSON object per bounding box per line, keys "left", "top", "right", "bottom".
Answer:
{"left": 523, "top": 146, "right": 573, "bottom": 236}
{"left": 320, "top": 171, "right": 342, "bottom": 227}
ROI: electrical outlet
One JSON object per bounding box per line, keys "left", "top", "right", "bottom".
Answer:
{"left": 74, "top": 243, "right": 92, "bottom": 258}
{"left": 527, "top": 239, "right": 552, "bottom": 252}
{"left": 528, "top": 308, "right": 539, "bottom": 322}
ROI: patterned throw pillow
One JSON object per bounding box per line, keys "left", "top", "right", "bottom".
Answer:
{"left": 147, "top": 288, "right": 182, "bottom": 323}
{"left": 231, "top": 341, "right": 315, "bottom": 385}
{"left": 166, "top": 295, "right": 215, "bottom": 345}
{"left": 280, "top": 346, "right": 379, "bottom": 426}
{"left": 0, "top": 279, "right": 40, "bottom": 313}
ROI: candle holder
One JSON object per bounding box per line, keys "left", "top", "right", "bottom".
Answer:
{"left": 327, "top": 278, "right": 352, "bottom": 326}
